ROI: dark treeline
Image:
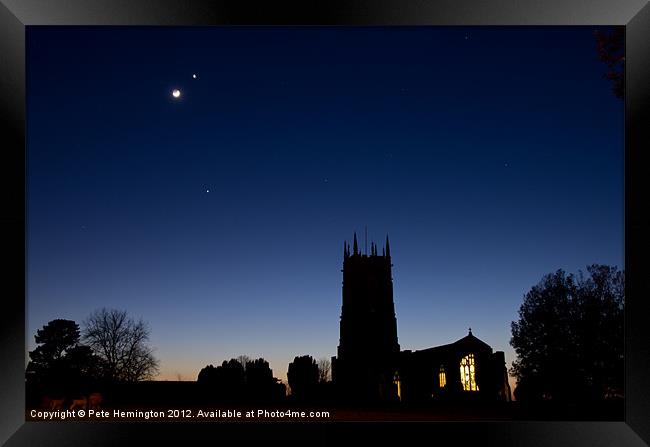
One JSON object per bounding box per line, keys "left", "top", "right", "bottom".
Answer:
{"left": 197, "top": 358, "right": 285, "bottom": 403}
{"left": 28, "top": 264, "right": 623, "bottom": 412}
{"left": 196, "top": 354, "right": 334, "bottom": 405}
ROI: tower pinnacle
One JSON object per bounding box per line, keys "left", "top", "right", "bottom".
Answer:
{"left": 385, "top": 235, "right": 391, "bottom": 259}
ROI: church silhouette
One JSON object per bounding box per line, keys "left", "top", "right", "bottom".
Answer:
{"left": 332, "top": 233, "right": 512, "bottom": 404}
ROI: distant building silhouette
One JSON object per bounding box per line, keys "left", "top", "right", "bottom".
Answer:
{"left": 332, "top": 233, "right": 511, "bottom": 404}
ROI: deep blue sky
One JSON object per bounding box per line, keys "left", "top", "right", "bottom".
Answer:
{"left": 27, "top": 27, "right": 623, "bottom": 386}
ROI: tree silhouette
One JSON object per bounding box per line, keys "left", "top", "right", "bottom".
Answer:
{"left": 595, "top": 28, "right": 624, "bottom": 99}
{"left": 246, "top": 358, "right": 273, "bottom": 388}
{"left": 237, "top": 355, "right": 251, "bottom": 371}
{"left": 510, "top": 265, "right": 624, "bottom": 402}
{"left": 197, "top": 364, "right": 219, "bottom": 384}
{"left": 198, "top": 357, "right": 285, "bottom": 403}
{"left": 219, "top": 358, "right": 246, "bottom": 390}
{"left": 287, "top": 355, "right": 319, "bottom": 401}
{"left": 317, "top": 357, "right": 331, "bottom": 383}
{"left": 27, "top": 319, "right": 100, "bottom": 389}
{"left": 245, "top": 358, "right": 278, "bottom": 401}
{"left": 83, "top": 308, "right": 159, "bottom": 382}
{"left": 30, "top": 319, "right": 80, "bottom": 367}
{"left": 63, "top": 345, "right": 103, "bottom": 381}
{"left": 197, "top": 359, "right": 245, "bottom": 401}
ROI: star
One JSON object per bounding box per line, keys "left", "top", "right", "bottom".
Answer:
{"left": 206, "top": 189, "right": 210, "bottom": 193}
{"left": 192, "top": 73, "right": 198, "bottom": 79}
{"left": 172, "top": 89, "right": 181, "bottom": 99}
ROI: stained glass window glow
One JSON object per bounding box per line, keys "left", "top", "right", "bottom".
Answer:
{"left": 460, "top": 354, "right": 479, "bottom": 391}
{"left": 439, "top": 366, "right": 446, "bottom": 388}
{"left": 393, "top": 371, "right": 401, "bottom": 400}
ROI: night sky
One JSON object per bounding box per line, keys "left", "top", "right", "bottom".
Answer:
{"left": 27, "top": 26, "right": 623, "bottom": 387}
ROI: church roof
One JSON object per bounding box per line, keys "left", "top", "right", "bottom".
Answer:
{"left": 451, "top": 329, "right": 492, "bottom": 351}
{"left": 409, "top": 329, "right": 493, "bottom": 356}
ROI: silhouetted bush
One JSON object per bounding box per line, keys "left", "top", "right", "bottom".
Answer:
{"left": 287, "top": 355, "right": 319, "bottom": 401}
{"left": 197, "top": 357, "right": 285, "bottom": 403}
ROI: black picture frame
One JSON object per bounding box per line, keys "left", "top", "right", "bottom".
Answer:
{"left": 1, "top": 1, "right": 649, "bottom": 445}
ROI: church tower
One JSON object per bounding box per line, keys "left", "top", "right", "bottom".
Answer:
{"left": 332, "top": 233, "right": 400, "bottom": 402}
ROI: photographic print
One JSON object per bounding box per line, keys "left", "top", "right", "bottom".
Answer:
{"left": 25, "top": 26, "right": 624, "bottom": 422}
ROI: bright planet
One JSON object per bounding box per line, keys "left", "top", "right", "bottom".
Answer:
{"left": 172, "top": 89, "right": 181, "bottom": 98}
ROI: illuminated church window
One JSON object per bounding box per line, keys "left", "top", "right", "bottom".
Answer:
{"left": 460, "top": 354, "right": 479, "bottom": 391}
{"left": 439, "top": 366, "right": 446, "bottom": 388}
{"left": 393, "top": 371, "right": 401, "bottom": 400}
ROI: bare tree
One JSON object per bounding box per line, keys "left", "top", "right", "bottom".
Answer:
{"left": 83, "top": 308, "right": 159, "bottom": 382}
{"left": 317, "top": 357, "right": 331, "bottom": 383}
{"left": 237, "top": 355, "right": 251, "bottom": 371}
